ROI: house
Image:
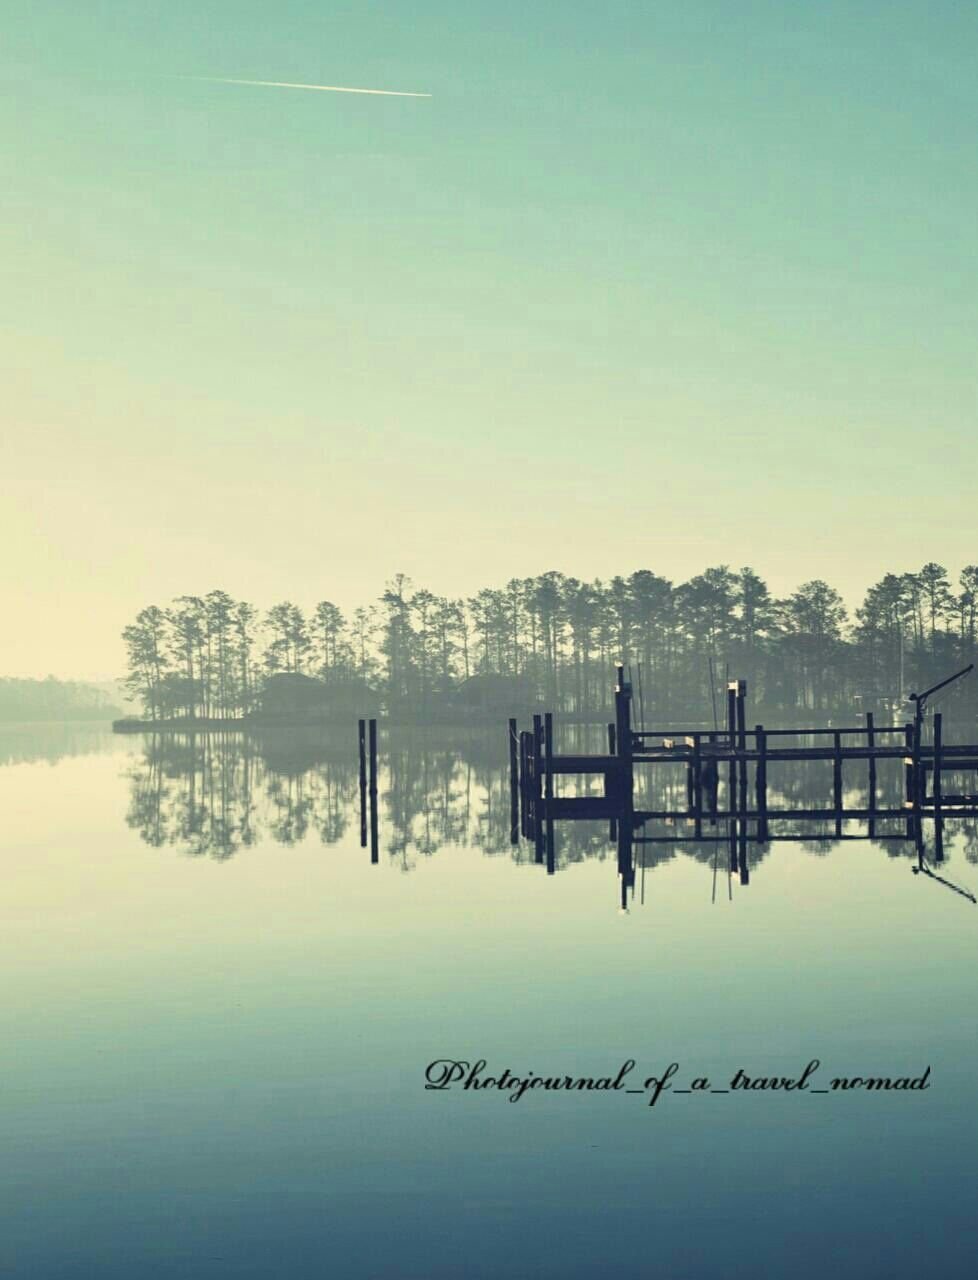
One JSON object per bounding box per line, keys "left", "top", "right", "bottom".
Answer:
{"left": 452, "top": 673, "right": 539, "bottom": 716}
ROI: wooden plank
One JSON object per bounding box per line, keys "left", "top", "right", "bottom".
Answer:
{"left": 633, "top": 726, "right": 909, "bottom": 738}
{"left": 543, "top": 754, "right": 624, "bottom": 774}
{"left": 549, "top": 796, "right": 623, "bottom": 820}
{"left": 634, "top": 806, "right": 917, "bottom": 821}
{"left": 633, "top": 746, "right": 917, "bottom": 762}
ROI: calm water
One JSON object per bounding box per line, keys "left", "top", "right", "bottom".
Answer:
{"left": 2, "top": 723, "right": 977, "bottom": 1278}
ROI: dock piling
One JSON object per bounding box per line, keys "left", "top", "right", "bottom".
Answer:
{"left": 368, "top": 718, "right": 378, "bottom": 864}
{"left": 736, "top": 680, "right": 747, "bottom": 750}
{"left": 726, "top": 684, "right": 737, "bottom": 817}
{"left": 519, "top": 730, "right": 532, "bottom": 839}
{"left": 532, "top": 714, "right": 544, "bottom": 864}
{"left": 933, "top": 712, "right": 944, "bottom": 862}
{"left": 509, "top": 718, "right": 519, "bottom": 845}
{"left": 607, "top": 722, "right": 618, "bottom": 843}
{"left": 866, "top": 712, "right": 876, "bottom": 838}
{"left": 755, "top": 725, "right": 768, "bottom": 842}
{"left": 358, "top": 718, "right": 367, "bottom": 848}
{"left": 615, "top": 670, "right": 635, "bottom": 903}
{"left": 544, "top": 712, "right": 556, "bottom": 873}
{"left": 692, "top": 733, "right": 703, "bottom": 838}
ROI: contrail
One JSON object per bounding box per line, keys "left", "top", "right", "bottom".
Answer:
{"left": 187, "top": 76, "right": 431, "bottom": 98}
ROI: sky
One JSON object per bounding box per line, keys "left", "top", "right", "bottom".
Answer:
{"left": 3, "top": 1, "right": 976, "bottom": 677}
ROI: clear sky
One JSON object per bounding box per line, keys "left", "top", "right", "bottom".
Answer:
{"left": 3, "top": 1, "right": 976, "bottom": 676}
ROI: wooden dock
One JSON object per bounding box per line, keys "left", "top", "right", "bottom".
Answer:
{"left": 509, "top": 666, "right": 978, "bottom": 906}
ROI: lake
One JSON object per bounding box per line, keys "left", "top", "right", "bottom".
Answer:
{"left": 2, "top": 722, "right": 976, "bottom": 1278}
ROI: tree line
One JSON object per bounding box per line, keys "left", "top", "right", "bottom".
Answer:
{"left": 121, "top": 564, "right": 978, "bottom": 721}
{"left": 0, "top": 677, "right": 121, "bottom": 722}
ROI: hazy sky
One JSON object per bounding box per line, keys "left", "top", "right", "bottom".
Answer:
{"left": 4, "top": 1, "right": 976, "bottom": 677}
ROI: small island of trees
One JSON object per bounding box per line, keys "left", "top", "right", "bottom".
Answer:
{"left": 120, "top": 563, "right": 978, "bottom": 726}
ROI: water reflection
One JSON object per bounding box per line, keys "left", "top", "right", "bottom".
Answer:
{"left": 3, "top": 724, "right": 976, "bottom": 1280}
{"left": 126, "top": 731, "right": 352, "bottom": 860}
{"left": 122, "top": 728, "right": 610, "bottom": 869}
{"left": 0, "top": 721, "right": 114, "bottom": 767}
{"left": 120, "top": 729, "right": 978, "bottom": 893}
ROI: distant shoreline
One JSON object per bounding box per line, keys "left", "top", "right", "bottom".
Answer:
{"left": 109, "top": 707, "right": 936, "bottom": 734}
{"left": 113, "top": 716, "right": 246, "bottom": 733}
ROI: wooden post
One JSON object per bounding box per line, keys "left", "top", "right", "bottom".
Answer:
{"left": 607, "top": 722, "right": 617, "bottom": 844}
{"left": 544, "top": 712, "right": 555, "bottom": 873}
{"left": 726, "top": 685, "right": 737, "bottom": 817}
{"left": 520, "top": 730, "right": 533, "bottom": 839}
{"left": 738, "top": 821, "right": 749, "bottom": 885}
{"left": 933, "top": 712, "right": 943, "bottom": 807}
{"left": 911, "top": 716, "right": 923, "bottom": 840}
{"left": 692, "top": 732, "right": 703, "bottom": 839}
{"left": 532, "top": 714, "right": 544, "bottom": 863}
{"left": 358, "top": 718, "right": 367, "bottom": 848}
{"left": 735, "top": 681, "right": 748, "bottom": 882}
{"left": 519, "top": 731, "right": 529, "bottom": 838}
{"left": 509, "top": 718, "right": 519, "bottom": 845}
{"left": 705, "top": 732, "right": 719, "bottom": 821}
{"left": 866, "top": 711, "right": 876, "bottom": 839}
{"left": 933, "top": 712, "right": 943, "bottom": 862}
{"left": 368, "top": 718, "right": 378, "bottom": 864}
{"left": 737, "top": 688, "right": 748, "bottom": 834}
{"left": 615, "top": 671, "right": 634, "bottom": 901}
{"left": 904, "top": 723, "right": 914, "bottom": 838}
{"left": 755, "top": 725, "right": 768, "bottom": 843}
{"left": 833, "top": 730, "right": 843, "bottom": 838}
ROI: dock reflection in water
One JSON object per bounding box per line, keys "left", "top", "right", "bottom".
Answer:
{"left": 123, "top": 726, "right": 978, "bottom": 906}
